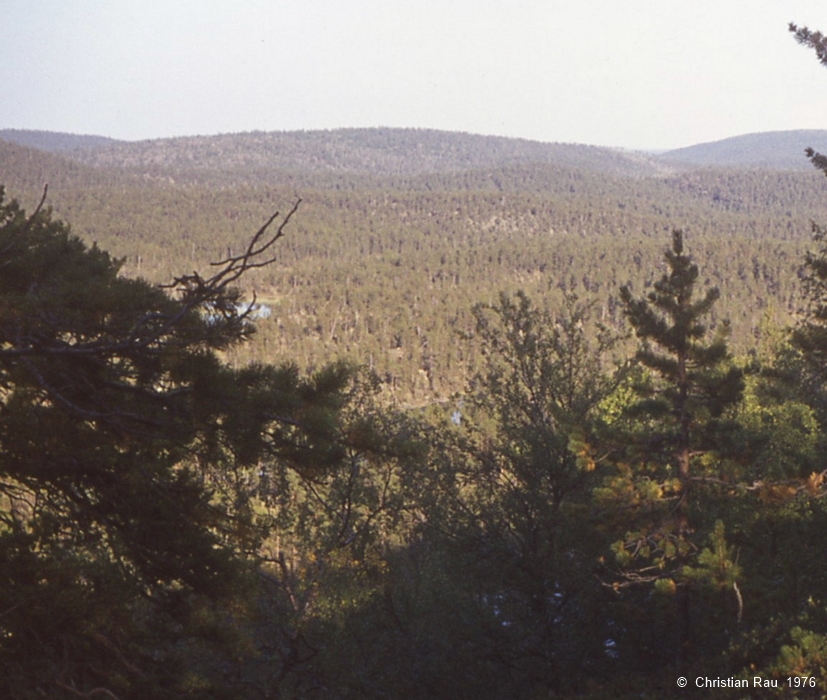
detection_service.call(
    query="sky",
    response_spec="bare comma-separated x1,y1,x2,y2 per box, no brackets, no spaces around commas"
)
3,0,827,150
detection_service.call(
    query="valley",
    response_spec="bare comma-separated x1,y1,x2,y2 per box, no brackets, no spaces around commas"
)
3,127,827,402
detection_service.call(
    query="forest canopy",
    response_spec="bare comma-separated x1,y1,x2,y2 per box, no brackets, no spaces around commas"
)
3,168,827,697
3,127,827,404
5,31,827,693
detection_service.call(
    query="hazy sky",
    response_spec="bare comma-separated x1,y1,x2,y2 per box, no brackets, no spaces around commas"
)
3,0,827,149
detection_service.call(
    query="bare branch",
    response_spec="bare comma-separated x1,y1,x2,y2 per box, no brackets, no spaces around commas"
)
55,682,122,700
0,200,300,365
163,198,301,302
19,184,49,235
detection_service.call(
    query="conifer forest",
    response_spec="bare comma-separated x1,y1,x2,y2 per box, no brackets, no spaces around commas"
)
8,24,827,700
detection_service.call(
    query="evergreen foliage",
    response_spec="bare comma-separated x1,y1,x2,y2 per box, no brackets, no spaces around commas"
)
600,231,744,671
791,22,827,68
0,188,361,698
4,128,827,403
5,175,827,695
7,84,827,694
383,293,627,697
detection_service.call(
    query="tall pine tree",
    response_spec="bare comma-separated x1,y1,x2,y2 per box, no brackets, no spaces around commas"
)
599,230,744,670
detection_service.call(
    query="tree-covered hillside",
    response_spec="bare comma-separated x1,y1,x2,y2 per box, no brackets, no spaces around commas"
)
26,127,670,180
661,129,827,170
3,128,827,402
9,20,827,694
5,184,827,698
0,128,122,152
0,139,126,190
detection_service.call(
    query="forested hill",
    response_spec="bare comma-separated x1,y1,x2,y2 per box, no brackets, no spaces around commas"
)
660,129,827,169
5,127,827,177
11,123,827,697
3,127,827,402
0,128,121,152
46,128,671,181
0,138,136,190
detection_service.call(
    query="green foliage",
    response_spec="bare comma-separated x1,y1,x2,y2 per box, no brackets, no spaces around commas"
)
380,292,627,697
793,222,827,400
771,627,827,690
682,520,741,589
214,366,426,698
604,232,743,561
736,368,821,482
4,127,826,404
619,230,744,434
0,188,367,698
7,114,827,696
596,231,748,671
0,189,238,697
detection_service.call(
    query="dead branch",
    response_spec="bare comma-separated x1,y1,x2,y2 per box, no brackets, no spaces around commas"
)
19,184,49,235
0,200,300,364
163,198,302,301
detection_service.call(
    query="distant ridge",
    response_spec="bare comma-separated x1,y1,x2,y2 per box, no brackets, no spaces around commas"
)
660,130,827,170
55,128,667,179
4,127,827,178
0,129,122,152
0,139,129,193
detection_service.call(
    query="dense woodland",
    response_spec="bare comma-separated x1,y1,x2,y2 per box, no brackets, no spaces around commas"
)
3,128,827,403
7,53,827,696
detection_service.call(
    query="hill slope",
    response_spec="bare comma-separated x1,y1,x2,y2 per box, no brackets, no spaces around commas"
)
0,129,122,152
8,128,669,181
660,130,827,169
3,127,827,402
0,139,126,193
6,127,827,174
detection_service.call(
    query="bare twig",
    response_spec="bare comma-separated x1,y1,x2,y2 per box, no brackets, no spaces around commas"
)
0,201,299,369
19,184,49,235
733,580,743,624
55,681,121,700
163,199,301,300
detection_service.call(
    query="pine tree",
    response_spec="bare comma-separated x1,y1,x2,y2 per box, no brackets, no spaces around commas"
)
410,291,625,696
600,230,744,670
0,187,344,698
